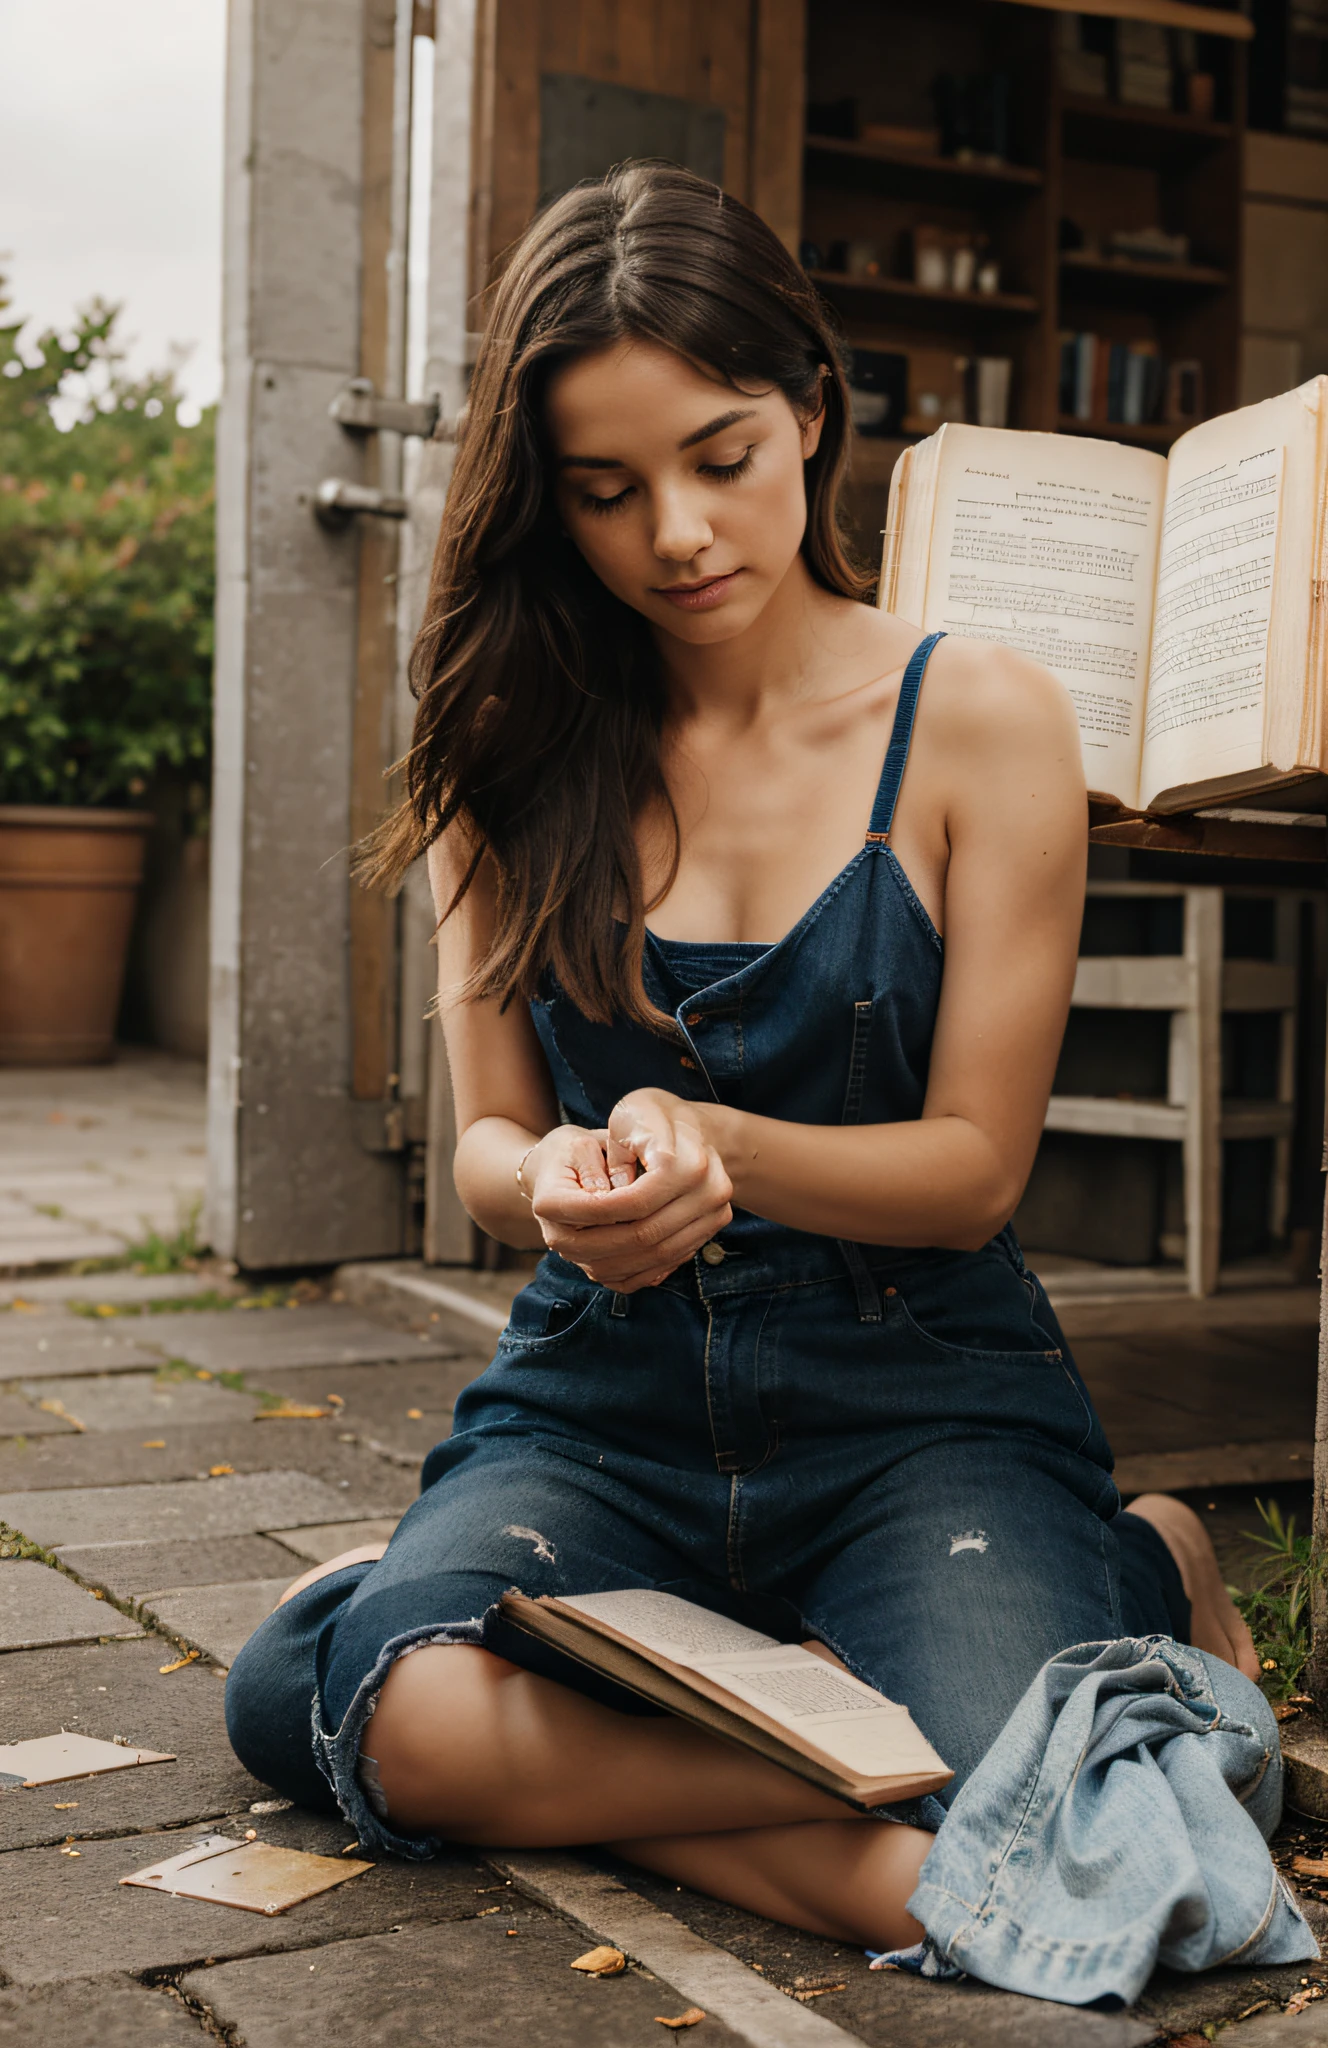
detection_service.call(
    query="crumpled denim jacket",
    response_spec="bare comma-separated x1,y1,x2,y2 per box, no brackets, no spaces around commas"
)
873,1637,1318,2007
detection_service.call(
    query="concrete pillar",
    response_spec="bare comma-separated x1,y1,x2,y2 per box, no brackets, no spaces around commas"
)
209,0,407,1265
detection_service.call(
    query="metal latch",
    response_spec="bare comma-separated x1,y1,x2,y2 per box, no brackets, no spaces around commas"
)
329,378,449,441
311,478,408,528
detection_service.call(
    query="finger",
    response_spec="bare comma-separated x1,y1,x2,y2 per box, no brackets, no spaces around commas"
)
565,1130,611,1194
607,1094,693,1180
569,1209,733,1287
604,1127,639,1190
536,1147,715,1228
540,1189,732,1265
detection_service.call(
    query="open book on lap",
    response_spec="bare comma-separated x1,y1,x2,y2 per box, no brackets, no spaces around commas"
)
499,1586,951,1809
880,378,1328,816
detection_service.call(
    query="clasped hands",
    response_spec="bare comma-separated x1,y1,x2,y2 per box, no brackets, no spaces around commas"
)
522,1089,734,1292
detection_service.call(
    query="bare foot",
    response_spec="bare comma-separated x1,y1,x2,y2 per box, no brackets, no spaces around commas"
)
275,1543,389,1607
1125,1494,1260,1682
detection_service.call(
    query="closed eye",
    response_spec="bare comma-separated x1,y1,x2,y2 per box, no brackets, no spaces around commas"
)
700,447,755,483
581,484,635,516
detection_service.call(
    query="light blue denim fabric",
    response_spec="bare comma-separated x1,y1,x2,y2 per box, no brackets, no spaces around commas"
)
872,1636,1317,2007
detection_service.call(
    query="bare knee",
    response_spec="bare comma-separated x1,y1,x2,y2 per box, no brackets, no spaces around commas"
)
363,1642,522,1835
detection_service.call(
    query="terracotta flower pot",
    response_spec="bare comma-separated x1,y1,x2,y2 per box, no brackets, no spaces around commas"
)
0,805,152,1065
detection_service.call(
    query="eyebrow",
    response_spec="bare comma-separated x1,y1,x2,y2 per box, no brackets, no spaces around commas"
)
555,407,759,471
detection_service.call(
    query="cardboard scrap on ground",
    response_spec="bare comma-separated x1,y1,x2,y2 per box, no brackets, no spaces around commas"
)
121,1832,374,1915
0,1731,175,1791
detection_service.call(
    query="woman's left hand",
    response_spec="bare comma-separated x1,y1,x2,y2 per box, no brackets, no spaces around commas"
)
542,1088,733,1291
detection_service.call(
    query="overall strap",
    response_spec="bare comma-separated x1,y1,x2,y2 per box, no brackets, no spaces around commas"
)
865,630,946,844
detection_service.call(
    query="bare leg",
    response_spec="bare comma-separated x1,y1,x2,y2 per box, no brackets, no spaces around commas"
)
287,1548,934,1944
1126,1493,1260,1681
611,1819,931,1949
275,1543,388,1607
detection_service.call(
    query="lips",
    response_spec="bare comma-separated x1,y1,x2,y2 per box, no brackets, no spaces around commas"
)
654,571,742,611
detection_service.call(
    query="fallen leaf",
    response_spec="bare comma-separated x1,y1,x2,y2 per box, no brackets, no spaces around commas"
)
478,1905,501,1916
1276,1703,1302,1722
571,1946,626,1977
53,1802,78,1811
1236,2001,1273,2021
159,1651,201,1675
196,1369,213,1380
208,1464,235,1477
1293,1856,1328,1879
39,1398,84,1431
256,1405,330,1421
60,1847,81,1857
142,1440,166,1449
407,1408,423,1420
93,1305,115,1318
10,1298,38,1312
793,1986,845,2002
655,2011,706,2030
506,1928,517,1937
326,1393,345,1407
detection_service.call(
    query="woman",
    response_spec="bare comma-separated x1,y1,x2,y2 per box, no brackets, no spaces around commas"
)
228,161,1261,1959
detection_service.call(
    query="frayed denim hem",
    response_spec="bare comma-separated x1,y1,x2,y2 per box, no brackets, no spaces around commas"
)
311,1617,486,1860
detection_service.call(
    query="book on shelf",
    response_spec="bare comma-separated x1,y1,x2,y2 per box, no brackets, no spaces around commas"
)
879,378,1328,815
1058,332,1162,427
498,1586,952,1809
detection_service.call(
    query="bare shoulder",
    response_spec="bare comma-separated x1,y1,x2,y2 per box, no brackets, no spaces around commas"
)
425,816,491,921
919,633,1082,773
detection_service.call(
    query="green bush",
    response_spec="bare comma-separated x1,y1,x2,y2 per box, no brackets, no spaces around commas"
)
0,281,214,811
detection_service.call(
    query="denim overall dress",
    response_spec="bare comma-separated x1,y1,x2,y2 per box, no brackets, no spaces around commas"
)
226,631,1189,1855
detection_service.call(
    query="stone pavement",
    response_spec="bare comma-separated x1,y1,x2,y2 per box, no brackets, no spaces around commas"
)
1,1280,1328,2046
0,1050,206,1273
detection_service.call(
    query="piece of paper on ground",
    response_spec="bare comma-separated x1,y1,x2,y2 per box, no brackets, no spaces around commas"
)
120,1834,373,1914
0,1731,175,1790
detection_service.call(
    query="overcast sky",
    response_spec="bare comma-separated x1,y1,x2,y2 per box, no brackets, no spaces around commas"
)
0,0,225,417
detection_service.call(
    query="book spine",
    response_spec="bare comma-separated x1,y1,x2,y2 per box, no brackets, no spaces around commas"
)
1107,343,1128,424
1122,351,1146,428
1090,335,1111,425
1058,331,1075,417
1074,333,1095,422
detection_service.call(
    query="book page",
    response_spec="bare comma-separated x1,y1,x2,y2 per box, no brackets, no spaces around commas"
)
915,426,1167,805
1139,378,1327,809
558,1592,943,1779
1138,441,1283,808
558,1589,774,1658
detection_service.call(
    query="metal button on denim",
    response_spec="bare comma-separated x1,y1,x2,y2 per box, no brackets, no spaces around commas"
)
701,1241,725,1266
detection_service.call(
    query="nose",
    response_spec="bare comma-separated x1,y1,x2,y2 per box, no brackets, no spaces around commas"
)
651,484,713,565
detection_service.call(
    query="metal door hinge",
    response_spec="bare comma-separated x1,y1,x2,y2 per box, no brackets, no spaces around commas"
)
311,478,408,528
330,378,451,441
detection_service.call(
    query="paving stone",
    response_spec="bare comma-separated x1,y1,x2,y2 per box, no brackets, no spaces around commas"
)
0,1638,261,1851
0,1323,163,1378
0,1389,76,1436
123,1305,464,1374
182,1910,749,2048
0,1560,142,1651
0,1975,209,2047
260,1358,480,1461
59,1535,301,1601
594,1855,1156,2047
1128,1961,1328,2037
271,1518,400,1563
0,1269,225,1307
1232,2000,1328,2044
18,1372,262,1432
0,1808,493,1985
0,1419,422,1500
0,1471,381,1550
140,1579,293,1669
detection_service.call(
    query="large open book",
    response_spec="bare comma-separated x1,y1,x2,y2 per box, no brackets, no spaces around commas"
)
499,1586,951,1809
880,378,1328,815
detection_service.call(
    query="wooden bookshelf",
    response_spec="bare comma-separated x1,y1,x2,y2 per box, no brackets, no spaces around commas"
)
801,0,1248,558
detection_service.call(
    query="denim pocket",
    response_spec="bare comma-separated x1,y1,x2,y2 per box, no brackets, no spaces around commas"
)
890,1254,1061,1361
497,1274,608,1353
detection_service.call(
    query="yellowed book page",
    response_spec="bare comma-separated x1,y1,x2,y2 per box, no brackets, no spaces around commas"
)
912,425,1166,806
888,429,944,628
1140,380,1325,811
880,443,913,615
557,1590,947,1780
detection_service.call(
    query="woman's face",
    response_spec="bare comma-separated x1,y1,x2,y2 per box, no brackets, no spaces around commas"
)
545,338,824,644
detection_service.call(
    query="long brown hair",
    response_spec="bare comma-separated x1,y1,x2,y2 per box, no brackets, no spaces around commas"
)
361,159,871,1025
